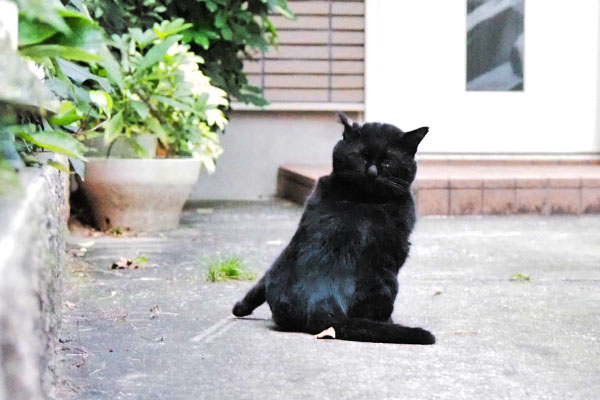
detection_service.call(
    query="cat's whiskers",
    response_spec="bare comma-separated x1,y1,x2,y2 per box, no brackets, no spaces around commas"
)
387,177,411,186
379,180,408,195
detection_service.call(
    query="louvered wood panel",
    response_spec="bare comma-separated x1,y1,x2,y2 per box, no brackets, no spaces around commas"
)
264,89,330,102
248,0,365,105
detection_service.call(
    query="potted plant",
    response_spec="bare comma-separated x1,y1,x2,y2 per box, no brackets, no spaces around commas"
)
79,19,228,232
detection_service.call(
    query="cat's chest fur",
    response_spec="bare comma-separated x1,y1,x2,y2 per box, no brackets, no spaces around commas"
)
310,177,415,247
298,177,416,278
307,199,410,248
277,187,414,319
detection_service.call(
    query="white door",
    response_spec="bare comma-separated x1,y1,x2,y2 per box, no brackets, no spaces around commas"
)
365,0,600,154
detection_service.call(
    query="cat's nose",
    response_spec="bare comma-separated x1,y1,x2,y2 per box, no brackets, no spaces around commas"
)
367,165,378,177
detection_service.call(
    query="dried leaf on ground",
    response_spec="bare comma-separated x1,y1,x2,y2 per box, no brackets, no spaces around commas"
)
111,257,146,270
314,327,336,339
444,330,479,336
64,301,76,310
68,248,86,258
150,305,161,319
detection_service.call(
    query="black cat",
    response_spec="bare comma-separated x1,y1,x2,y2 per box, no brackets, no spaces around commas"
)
233,114,435,345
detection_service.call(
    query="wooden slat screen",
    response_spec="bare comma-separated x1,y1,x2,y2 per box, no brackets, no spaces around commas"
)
245,0,365,104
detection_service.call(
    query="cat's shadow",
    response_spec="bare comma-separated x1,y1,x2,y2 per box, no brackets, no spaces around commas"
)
233,316,269,322
233,316,288,332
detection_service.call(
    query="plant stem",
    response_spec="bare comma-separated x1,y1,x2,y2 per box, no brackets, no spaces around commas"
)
106,138,118,158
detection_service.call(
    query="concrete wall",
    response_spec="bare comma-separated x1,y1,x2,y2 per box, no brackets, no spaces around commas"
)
191,110,361,200
597,0,600,147
365,0,600,154
0,156,69,400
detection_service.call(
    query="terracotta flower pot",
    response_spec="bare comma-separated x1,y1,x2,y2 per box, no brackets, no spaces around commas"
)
81,157,201,232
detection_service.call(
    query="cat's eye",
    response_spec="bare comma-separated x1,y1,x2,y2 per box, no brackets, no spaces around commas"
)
381,161,391,169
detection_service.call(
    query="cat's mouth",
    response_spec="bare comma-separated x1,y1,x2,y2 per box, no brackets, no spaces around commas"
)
335,172,411,196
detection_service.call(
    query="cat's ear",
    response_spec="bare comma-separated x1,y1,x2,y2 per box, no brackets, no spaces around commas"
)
400,127,429,155
337,112,359,141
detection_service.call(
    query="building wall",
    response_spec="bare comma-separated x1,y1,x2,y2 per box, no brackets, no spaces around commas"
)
191,0,600,200
191,110,360,200
365,0,600,154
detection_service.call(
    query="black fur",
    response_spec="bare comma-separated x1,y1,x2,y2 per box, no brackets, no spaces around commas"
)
233,114,434,345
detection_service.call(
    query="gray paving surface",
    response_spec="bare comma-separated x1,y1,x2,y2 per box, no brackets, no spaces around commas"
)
56,201,600,400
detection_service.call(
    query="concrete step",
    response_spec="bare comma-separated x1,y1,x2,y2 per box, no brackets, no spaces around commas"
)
277,159,600,215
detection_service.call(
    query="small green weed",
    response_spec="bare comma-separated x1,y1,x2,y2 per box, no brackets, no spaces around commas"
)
510,273,531,282
134,256,148,264
107,227,123,236
206,257,255,282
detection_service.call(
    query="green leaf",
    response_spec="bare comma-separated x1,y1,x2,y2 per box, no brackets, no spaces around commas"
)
214,11,226,28
196,92,209,108
56,9,96,20
125,137,150,158
103,110,124,145
151,95,197,114
47,13,104,51
194,34,210,50
18,16,58,46
153,18,192,39
19,44,101,62
56,59,111,92
274,2,296,20
146,117,169,146
17,0,71,34
220,26,233,41
16,130,87,159
133,35,180,79
206,1,218,12
98,46,123,91
131,100,149,120
48,101,83,125
130,27,157,49
198,154,216,174
67,0,93,19
69,157,85,178
89,90,113,116
48,159,69,172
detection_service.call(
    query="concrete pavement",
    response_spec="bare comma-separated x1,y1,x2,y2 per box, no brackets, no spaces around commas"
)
56,201,600,399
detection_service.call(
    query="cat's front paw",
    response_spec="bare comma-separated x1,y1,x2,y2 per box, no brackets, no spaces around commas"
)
412,328,436,345
232,301,252,317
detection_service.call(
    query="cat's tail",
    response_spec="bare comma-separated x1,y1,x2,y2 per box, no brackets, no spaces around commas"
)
328,318,435,345
232,276,266,317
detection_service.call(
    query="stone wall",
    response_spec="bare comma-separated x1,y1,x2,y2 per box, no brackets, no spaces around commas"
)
0,155,69,400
